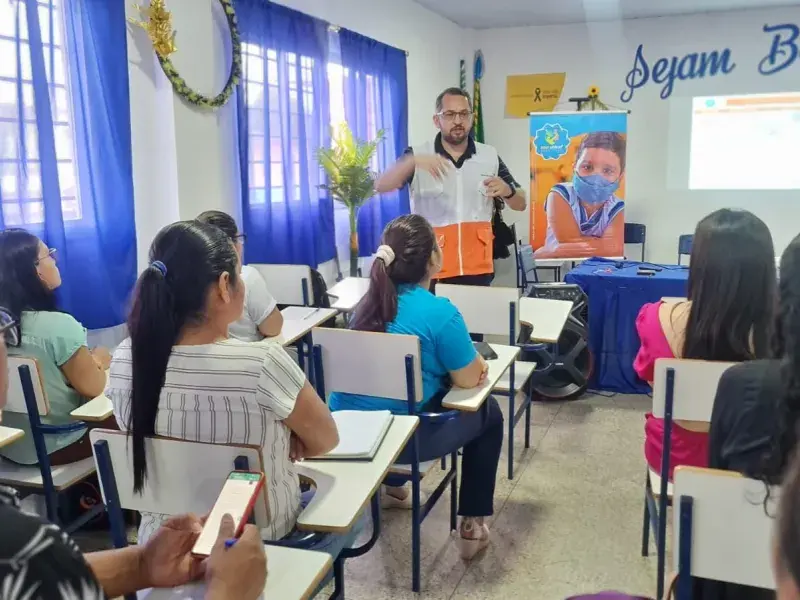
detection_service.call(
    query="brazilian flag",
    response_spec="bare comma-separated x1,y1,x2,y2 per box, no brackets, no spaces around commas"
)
473,51,485,143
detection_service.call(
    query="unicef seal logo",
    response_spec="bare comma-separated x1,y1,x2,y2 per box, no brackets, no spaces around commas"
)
533,123,569,160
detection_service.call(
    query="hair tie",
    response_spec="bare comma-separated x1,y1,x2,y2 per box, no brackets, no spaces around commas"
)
375,245,395,266
150,260,168,277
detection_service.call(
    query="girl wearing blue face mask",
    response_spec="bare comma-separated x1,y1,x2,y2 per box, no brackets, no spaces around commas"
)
534,131,626,259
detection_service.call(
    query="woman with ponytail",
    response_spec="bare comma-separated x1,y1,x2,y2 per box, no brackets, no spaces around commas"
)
329,214,504,560
108,221,339,547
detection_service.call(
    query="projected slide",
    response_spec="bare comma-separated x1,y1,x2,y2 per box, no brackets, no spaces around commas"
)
690,93,800,190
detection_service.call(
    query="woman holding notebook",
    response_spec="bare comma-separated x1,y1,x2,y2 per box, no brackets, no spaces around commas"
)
328,214,504,560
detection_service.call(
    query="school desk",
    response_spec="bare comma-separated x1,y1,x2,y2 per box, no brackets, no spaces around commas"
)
327,277,370,312
140,545,332,600
441,343,520,412
278,306,339,346
0,426,24,449
70,395,113,422
519,296,573,344
70,370,113,422
297,415,418,533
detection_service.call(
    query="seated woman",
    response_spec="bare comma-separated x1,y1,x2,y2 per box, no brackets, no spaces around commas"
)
0,229,111,466
0,328,267,600
695,235,800,600
196,210,283,341
633,208,776,480
328,214,504,560
108,221,341,550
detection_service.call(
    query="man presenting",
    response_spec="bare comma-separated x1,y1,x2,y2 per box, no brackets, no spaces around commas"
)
375,87,526,287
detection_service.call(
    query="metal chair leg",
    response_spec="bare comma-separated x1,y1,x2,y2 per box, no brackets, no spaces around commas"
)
524,389,532,449
450,451,458,532
641,493,650,557
507,392,514,480
411,435,421,593
330,557,345,600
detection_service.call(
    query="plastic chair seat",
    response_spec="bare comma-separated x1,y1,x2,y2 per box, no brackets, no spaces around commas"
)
0,456,96,490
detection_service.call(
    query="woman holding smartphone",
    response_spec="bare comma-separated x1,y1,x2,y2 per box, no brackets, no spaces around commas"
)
0,312,268,600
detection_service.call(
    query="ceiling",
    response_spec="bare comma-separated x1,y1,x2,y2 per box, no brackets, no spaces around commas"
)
412,0,800,28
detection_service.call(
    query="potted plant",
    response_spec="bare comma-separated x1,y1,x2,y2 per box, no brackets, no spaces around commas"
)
317,123,385,277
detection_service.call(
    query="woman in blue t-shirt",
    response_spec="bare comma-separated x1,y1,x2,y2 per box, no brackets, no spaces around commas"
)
328,214,504,560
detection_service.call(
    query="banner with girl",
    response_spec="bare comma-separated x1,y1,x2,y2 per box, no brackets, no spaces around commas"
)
529,112,627,259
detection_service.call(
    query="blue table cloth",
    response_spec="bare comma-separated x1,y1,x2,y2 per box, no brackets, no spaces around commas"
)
565,258,689,394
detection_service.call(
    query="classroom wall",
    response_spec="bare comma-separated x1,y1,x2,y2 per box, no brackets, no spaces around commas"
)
126,0,464,274
474,6,800,263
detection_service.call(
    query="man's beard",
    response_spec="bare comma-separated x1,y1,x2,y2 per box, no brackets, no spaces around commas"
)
443,127,468,145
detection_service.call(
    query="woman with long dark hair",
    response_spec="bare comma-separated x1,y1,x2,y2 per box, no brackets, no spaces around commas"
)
329,214,504,560
196,210,283,340
108,221,339,547
633,208,776,480
0,229,110,466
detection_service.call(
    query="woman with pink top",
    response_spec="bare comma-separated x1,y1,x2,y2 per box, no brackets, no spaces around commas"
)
633,209,776,480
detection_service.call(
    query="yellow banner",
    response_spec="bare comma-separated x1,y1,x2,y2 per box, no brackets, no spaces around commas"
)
506,73,566,117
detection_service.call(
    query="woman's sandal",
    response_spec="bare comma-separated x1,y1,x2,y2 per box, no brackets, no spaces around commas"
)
457,523,491,560
381,486,413,509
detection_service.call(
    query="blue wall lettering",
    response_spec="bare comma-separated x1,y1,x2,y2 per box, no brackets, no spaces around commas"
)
759,23,800,75
620,44,736,102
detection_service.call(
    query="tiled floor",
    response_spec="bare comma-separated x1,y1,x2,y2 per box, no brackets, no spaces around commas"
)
338,392,658,599
77,392,659,599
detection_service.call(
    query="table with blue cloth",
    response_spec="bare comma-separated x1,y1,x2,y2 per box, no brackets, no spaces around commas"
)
564,258,689,394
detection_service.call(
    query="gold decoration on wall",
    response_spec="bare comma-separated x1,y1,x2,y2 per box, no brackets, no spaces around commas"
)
128,0,177,59
127,0,242,110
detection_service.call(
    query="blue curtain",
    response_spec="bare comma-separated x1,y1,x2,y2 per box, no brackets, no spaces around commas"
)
339,29,408,257
0,0,136,329
235,0,335,267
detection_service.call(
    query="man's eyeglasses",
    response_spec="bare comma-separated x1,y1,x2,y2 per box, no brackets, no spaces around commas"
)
34,247,57,265
437,110,473,123
0,308,19,347
234,234,247,244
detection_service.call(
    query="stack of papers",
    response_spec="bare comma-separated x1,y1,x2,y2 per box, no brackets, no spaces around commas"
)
309,410,394,461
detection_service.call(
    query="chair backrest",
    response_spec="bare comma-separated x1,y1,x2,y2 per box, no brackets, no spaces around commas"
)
624,222,646,244
673,467,776,590
678,234,694,256
250,264,312,306
652,359,735,422
6,357,49,415
311,328,423,403
435,284,520,338
518,244,537,288
89,429,269,526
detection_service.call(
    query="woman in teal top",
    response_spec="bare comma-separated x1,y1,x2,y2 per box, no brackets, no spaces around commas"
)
0,230,111,465
328,214,504,560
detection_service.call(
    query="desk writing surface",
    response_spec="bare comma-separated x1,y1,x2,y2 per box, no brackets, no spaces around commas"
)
519,297,572,343
140,545,332,600
327,277,370,312
70,395,113,422
277,307,338,346
442,344,519,412
297,415,418,532
0,426,24,449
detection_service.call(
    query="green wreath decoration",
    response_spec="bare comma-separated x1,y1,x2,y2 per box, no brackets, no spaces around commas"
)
157,0,242,110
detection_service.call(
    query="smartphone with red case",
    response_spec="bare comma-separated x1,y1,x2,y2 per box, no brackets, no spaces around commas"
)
191,471,265,557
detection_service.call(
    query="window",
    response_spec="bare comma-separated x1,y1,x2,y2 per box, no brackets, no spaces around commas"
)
242,42,315,205
0,0,80,227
